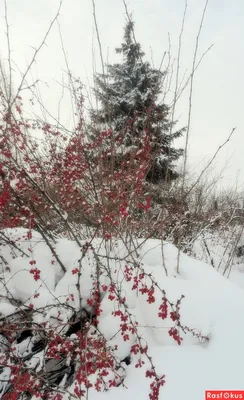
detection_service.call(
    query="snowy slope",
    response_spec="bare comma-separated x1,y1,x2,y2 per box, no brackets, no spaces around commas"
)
1,229,244,399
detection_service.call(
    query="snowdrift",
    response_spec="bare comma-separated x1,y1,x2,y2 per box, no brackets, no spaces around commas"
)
1,228,244,399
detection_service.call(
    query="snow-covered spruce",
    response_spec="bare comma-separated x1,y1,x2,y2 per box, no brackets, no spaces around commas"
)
90,20,184,185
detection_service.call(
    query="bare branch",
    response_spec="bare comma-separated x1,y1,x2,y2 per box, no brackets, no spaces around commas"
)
11,0,63,109
182,0,209,189
186,127,236,196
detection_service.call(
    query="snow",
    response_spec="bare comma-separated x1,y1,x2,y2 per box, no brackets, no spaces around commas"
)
191,229,244,288
1,228,244,399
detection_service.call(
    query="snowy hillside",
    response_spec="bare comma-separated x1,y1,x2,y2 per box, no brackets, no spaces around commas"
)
1,228,244,399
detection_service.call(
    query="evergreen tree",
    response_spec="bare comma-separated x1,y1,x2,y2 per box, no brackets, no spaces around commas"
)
90,20,184,184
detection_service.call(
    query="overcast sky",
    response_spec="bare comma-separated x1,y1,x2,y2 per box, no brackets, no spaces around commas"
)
0,0,243,189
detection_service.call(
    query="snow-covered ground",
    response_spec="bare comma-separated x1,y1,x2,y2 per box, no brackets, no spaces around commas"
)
1,228,244,399
191,228,244,288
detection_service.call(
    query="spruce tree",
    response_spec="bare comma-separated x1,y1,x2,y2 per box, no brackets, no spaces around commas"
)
90,20,184,184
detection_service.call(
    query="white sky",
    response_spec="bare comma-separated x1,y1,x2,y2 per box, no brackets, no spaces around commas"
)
0,0,243,189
